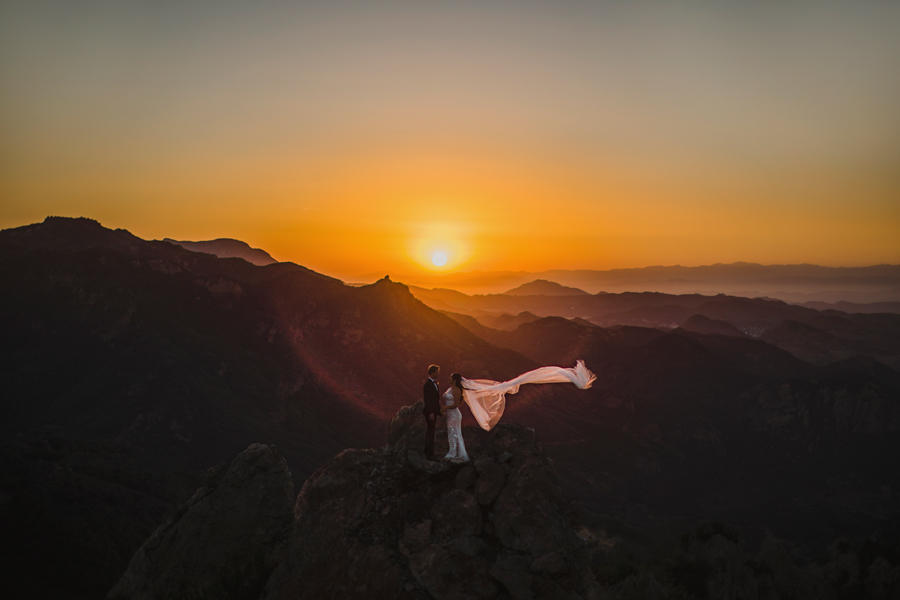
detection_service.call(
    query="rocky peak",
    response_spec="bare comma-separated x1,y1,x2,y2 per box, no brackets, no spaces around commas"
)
162,237,277,266
264,402,599,599
1,216,143,253
109,407,599,599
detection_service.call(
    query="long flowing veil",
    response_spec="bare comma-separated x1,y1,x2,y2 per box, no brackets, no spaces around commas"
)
461,360,596,431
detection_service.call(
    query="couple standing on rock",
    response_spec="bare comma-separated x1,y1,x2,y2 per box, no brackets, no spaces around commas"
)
421,360,598,462
422,364,469,462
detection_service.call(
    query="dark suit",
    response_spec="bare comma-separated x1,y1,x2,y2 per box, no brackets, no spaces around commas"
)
423,378,441,458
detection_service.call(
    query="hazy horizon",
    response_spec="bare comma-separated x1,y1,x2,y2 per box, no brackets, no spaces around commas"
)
2,1,899,279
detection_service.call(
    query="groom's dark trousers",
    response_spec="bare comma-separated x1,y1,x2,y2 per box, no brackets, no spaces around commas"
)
423,379,441,458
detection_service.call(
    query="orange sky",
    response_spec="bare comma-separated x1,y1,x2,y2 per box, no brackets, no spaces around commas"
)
2,1,899,280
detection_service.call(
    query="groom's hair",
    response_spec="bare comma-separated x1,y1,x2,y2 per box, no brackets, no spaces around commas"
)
428,364,440,375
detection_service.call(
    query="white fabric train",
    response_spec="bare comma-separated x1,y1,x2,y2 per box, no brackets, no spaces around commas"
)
461,360,596,431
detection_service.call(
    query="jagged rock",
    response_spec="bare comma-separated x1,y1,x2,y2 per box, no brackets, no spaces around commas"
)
474,454,496,472
490,454,580,558
456,465,477,490
696,534,759,600
400,520,433,557
865,556,900,599
408,448,451,473
389,401,433,454
263,403,599,600
431,489,482,539
474,460,507,505
532,551,567,575
756,534,835,600
262,448,411,599
614,573,668,600
490,554,535,600
107,444,293,600
490,423,541,466
822,539,861,592
408,537,497,600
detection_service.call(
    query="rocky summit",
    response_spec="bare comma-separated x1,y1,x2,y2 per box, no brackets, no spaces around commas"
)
109,404,599,600
264,401,598,600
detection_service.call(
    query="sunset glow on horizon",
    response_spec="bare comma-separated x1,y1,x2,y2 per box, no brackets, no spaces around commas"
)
2,1,899,280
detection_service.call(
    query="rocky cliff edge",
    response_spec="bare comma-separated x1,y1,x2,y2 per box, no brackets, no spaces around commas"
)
110,403,599,600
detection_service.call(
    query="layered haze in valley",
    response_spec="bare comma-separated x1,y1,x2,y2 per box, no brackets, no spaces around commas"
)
2,1,900,599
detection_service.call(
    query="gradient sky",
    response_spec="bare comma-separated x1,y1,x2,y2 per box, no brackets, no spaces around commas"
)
2,0,899,279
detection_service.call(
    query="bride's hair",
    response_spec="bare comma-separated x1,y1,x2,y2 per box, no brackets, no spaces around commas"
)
450,373,464,390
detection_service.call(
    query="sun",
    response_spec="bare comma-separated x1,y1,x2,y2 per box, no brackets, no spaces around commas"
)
407,219,473,271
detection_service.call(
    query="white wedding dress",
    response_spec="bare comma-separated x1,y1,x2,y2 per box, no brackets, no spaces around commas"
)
442,387,469,462
461,360,596,431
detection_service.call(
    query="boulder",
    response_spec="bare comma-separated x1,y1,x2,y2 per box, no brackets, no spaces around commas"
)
490,455,580,559
532,551,568,575
400,520,433,557
490,553,535,600
431,489,483,539
455,465,477,490
474,461,507,505
262,448,411,600
408,538,497,600
489,423,541,466
107,444,294,600
408,448,450,474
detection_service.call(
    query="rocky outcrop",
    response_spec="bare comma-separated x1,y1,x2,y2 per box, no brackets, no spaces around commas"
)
263,402,599,599
107,444,294,600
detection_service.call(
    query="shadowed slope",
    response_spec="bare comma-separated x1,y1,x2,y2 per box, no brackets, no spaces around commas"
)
163,237,278,266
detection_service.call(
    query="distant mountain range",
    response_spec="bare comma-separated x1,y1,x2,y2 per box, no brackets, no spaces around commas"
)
412,286,900,364
162,237,278,266
165,236,900,304
503,279,591,296
380,263,900,303
2,217,899,599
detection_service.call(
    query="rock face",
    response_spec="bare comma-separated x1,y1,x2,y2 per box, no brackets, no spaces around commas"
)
107,444,294,600
264,403,599,600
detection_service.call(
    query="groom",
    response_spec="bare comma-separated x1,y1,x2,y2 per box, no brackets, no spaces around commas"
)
423,364,442,459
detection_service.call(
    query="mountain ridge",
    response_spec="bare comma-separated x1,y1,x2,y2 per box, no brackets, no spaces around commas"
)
163,237,278,266
386,263,900,300
503,279,590,296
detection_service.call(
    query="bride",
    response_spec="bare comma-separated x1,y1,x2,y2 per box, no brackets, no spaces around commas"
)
440,373,470,462
440,361,596,461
